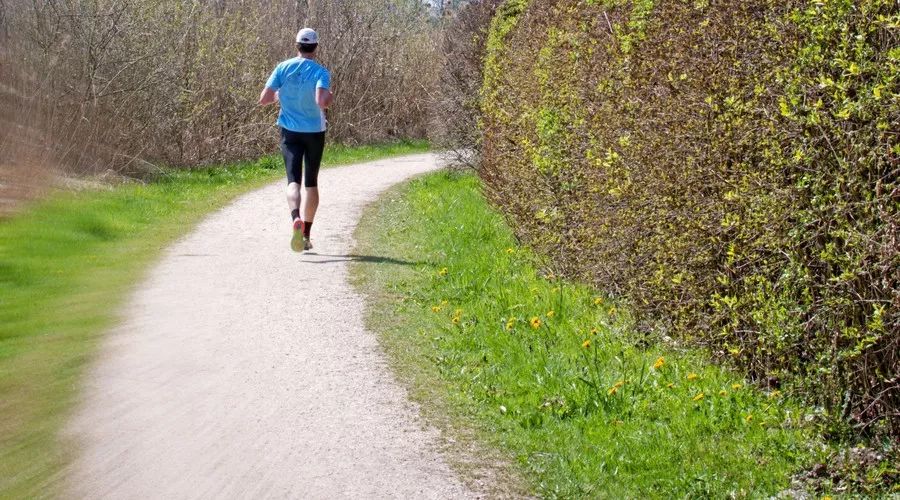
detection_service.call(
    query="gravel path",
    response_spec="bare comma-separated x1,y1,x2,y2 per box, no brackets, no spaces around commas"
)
65,154,474,499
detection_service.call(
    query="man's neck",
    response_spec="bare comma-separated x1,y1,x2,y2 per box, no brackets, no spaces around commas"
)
298,53,316,60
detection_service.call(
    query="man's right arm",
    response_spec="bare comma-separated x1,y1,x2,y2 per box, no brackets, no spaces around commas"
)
316,69,333,110
316,87,333,110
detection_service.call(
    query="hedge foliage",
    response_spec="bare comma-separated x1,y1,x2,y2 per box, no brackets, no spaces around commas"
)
480,0,899,437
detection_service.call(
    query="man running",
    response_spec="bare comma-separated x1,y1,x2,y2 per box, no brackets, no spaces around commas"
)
259,27,333,252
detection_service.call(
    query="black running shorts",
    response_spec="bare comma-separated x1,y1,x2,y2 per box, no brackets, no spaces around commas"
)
280,128,326,187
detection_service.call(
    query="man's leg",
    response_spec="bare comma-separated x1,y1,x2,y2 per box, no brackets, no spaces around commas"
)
287,183,302,220
302,187,319,224
281,128,307,252
281,129,305,221
299,131,325,244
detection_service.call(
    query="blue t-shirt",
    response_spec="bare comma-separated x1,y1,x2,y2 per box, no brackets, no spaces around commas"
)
265,57,331,133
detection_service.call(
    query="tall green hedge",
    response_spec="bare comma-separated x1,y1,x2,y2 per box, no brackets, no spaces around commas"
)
480,0,898,437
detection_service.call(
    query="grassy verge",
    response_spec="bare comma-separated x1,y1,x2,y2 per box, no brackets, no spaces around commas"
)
352,171,829,498
0,140,428,497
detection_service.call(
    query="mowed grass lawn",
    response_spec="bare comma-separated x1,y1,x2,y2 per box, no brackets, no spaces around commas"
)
0,141,428,497
353,171,827,497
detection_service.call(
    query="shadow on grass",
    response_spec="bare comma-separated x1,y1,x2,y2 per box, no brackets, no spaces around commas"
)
302,253,426,266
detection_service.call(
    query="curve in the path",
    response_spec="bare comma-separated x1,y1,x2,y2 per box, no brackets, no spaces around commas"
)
65,153,474,499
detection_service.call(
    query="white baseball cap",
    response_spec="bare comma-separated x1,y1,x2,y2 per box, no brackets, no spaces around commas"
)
296,28,319,44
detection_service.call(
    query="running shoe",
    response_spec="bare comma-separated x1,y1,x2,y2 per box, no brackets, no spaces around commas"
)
302,236,313,251
290,219,304,252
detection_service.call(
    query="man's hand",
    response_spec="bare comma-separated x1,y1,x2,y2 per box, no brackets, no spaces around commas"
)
258,87,278,106
316,88,333,110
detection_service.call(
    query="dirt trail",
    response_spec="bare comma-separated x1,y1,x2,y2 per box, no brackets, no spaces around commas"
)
66,154,475,499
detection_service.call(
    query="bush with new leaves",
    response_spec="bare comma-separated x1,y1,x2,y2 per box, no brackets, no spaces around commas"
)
480,0,898,437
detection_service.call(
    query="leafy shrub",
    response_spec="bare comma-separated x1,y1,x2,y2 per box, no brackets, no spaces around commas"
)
480,0,898,438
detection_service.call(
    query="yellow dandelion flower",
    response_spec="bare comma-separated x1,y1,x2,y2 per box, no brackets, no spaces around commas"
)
719,390,728,397
687,373,699,381
653,356,665,369
607,386,618,396
666,383,675,389
441,300,449,306
745,414,753,422
505,318,516,331
769,390,781,399
530,317,542,329
506,247,515,254
582,339,591,349
438,267,448,276
452,316,460,325
692,392,705,401
732,383,742,390
590,328,599,335
431,306,442,313
546,310,555,318
593,297,604,306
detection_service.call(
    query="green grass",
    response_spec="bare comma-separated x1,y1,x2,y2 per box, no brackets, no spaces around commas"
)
0,139,429,497
352,171,826,498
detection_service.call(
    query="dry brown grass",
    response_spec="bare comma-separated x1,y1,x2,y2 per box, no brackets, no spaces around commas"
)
0,0,439,208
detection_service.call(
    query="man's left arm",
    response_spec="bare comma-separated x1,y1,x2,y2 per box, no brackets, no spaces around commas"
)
259,65,282,106
259,87,278,106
